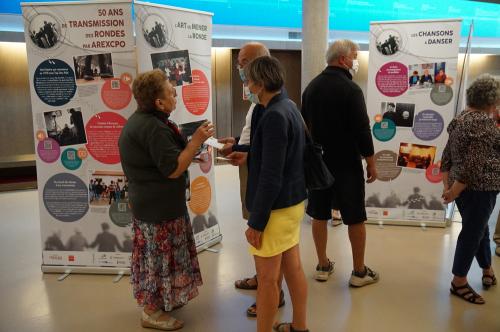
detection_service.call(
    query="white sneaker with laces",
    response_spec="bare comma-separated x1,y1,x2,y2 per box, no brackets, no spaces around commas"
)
349,266,379,287
314,260,335,282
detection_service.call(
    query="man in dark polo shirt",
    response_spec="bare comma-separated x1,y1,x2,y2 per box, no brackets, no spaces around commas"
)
301,39,379,287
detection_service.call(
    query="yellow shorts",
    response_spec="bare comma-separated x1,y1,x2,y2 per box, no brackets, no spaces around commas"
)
249,201,305,257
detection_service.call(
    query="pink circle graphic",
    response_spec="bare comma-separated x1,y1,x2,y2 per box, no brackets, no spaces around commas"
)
101,78,132,110
85,112,126,164
182,69,210,116
375,62,408,97
37,138,61,163
425,164,443,183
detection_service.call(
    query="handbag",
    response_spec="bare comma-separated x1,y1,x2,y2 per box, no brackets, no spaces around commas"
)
300,115,335,191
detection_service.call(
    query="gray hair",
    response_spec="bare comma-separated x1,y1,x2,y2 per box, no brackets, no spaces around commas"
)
326,39,359,63
244,41,271,57
466,74,500,110
245,56,284,92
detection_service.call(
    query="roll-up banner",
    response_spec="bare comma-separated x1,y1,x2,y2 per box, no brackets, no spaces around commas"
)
134,1,221,251
22,0,219,274
365,19,462,227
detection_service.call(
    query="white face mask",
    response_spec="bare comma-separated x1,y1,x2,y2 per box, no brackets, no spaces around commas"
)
248,91,260,105
238,66,246,82
349,59,359,76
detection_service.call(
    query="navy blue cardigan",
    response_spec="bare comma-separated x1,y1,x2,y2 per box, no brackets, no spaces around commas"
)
246,93,307,231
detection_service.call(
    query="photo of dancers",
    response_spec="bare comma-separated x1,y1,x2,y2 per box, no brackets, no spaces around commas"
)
43,107,87,146
365,187,445,211
44,226,132,253
151,50,192,86
376,30,401,55
88,171,128,207
29,14,60,49
142,14,167,48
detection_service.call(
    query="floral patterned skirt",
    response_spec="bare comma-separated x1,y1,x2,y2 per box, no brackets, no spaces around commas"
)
131,214,203,312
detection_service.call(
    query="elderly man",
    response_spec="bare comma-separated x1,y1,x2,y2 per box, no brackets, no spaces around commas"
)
301,39,380,287
219,42,286,317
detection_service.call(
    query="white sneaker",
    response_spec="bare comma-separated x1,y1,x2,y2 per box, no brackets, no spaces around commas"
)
314,260,335,282
349,266,379,287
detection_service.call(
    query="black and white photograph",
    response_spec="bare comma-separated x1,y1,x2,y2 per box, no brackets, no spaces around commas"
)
43,107,87,146
88,170,128,207
142,14,167,48
365,187,445,211
29,14,60,49
381,102,415,127
192,211,219,234
44,226,132,252
151,50,192,86
375,29,401,56
73,53,114,83
179,120,209,159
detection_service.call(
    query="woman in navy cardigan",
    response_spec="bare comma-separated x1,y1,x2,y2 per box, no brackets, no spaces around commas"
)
241,56,308,332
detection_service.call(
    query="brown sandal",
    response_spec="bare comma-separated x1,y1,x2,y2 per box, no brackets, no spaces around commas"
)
235,274,258,290
482,274,497,290
246,289,285,317
273,322,309,332
450,282,485,304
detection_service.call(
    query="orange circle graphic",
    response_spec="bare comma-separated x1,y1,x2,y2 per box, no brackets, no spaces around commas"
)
188,176,211,215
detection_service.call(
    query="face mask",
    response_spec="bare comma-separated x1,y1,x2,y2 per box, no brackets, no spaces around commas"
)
238,66,246,82
349,59,359,76
248,91,260,105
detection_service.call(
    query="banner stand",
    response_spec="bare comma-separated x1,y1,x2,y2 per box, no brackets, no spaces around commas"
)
23,0,221,275
42,235,223,276
195,234,222,253
365,18,462,228
366,218,446,228
41,265,130,276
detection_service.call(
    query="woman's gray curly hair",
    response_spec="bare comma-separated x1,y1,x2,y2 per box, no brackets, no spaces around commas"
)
466,74,500,110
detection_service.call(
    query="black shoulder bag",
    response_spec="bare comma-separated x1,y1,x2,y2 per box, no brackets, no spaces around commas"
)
300,115,335,191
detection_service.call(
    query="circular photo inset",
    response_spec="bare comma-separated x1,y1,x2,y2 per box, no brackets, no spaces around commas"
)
376,29,402,56
28,13,61,49
142,14,167,48
430,84,453,106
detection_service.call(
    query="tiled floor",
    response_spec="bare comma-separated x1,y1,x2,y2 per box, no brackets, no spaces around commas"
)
0,165,498,332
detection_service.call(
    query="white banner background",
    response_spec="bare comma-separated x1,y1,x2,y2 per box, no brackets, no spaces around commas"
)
365,19,462,226
134,2,221,248
23,0,136,269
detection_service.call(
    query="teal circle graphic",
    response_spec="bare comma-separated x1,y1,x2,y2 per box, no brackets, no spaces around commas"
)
373,118,396,142
109,201,132,227
61,148,82,170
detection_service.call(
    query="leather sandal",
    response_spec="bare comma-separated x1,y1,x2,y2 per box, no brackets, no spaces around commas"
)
482,274,497,290
235,274,258,290
141,310,184,331
450,282,485,304
273,322,309,332
246,289,285,317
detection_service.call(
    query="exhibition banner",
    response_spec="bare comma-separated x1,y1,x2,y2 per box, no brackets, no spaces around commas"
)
365,19,462,226
133,2,221,249
22,0,137,270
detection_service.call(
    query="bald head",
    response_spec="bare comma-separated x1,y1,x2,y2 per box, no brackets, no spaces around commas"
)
237,42,270,68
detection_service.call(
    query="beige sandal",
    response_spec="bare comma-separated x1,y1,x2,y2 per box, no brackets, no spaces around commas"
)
141,310,184,331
